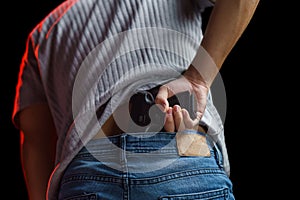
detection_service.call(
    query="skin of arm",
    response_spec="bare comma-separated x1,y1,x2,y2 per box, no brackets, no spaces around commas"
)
156,0,260,122
201,0,260,69
18,104,57,200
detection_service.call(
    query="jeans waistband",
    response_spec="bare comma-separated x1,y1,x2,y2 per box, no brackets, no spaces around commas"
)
77,131,221,173
88,131,214,153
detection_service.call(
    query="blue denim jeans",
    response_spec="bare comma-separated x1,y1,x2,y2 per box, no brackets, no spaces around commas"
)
58,131,235,200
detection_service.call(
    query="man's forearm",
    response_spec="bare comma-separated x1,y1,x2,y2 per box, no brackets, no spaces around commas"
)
21,131,57,200
19,104,57,200
201,0,260,68
187,0,260,87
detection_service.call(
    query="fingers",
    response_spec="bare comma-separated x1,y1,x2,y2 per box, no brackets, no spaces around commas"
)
155,85,170,112
173,105,184,131
173,105,200,132
162,104,202,133
164,108,175,132
182,109,201,129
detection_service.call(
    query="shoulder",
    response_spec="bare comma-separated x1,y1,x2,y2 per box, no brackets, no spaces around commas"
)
29,0,80,42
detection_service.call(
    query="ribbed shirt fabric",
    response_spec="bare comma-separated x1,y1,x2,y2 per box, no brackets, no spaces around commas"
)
12,1,230,199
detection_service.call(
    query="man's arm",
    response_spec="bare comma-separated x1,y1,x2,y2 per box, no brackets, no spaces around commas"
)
156,0,260,116
187,0,260,85
18,104,57,200
203,0,260,68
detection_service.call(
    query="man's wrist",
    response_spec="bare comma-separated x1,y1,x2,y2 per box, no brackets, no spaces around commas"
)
190,46,219,87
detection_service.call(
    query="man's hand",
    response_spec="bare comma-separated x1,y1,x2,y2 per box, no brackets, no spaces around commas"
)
155,65,209,123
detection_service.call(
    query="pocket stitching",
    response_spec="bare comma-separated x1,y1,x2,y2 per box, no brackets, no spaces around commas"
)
159,188,228,199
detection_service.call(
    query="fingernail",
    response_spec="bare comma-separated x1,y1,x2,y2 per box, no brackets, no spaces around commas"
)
167,108,172,115
173,105,180,112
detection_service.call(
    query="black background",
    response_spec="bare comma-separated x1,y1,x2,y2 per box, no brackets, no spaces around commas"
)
1,1,291,199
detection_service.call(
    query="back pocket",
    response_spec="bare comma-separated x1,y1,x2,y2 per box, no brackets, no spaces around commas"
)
159,188,229,200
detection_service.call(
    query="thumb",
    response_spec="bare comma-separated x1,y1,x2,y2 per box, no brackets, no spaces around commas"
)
194,88,207,119
155,85,170,112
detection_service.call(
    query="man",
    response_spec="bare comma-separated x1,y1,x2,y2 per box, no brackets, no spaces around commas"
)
13,0,260,199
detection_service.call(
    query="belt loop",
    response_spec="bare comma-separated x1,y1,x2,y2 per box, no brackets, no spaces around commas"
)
214,143,224,168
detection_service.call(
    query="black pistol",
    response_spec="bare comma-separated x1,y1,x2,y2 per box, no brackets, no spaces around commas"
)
129,86,197,131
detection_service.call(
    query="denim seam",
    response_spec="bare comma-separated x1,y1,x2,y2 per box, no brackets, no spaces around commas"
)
130,168,226,185
60,174,123,185
159,188,229,200
121,134,129,200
